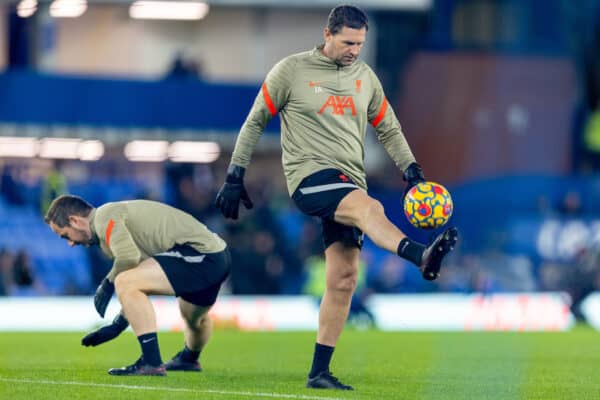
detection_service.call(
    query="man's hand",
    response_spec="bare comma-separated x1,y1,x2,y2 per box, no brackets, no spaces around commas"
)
403,162,425,196
215,165,254,220
94,278,115,318
82,313,128,347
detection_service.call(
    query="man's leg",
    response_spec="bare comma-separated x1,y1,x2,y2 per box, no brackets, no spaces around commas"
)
318,243,359,346
334,189,457,279
110,257,175,375
180,299,212,351
334,189,404,253
115,257,175,334
160,247,229,371
307,242,357,390
165,299,211,371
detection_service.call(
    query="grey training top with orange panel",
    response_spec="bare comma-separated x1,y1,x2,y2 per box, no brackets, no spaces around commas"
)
89,200,226,282
231,45,416,194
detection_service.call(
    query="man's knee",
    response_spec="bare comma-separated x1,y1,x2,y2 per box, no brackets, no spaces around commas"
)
327,268,358,293
341,195,384,227
325,243,360,294
185,313,209,330
363,198,384,220
114,271,136,297
179,303,211,327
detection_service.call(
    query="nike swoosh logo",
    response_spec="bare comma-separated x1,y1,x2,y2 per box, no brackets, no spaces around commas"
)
309,81,326,87
400,242,409,252
142,338,155,344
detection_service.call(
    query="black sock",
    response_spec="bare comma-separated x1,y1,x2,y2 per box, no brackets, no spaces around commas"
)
309,343,334,378
138,332,162,366
397,238,426,266
181,344,200,362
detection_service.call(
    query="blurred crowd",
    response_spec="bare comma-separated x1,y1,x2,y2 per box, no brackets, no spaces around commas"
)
0,248,45,296
2,155,600,322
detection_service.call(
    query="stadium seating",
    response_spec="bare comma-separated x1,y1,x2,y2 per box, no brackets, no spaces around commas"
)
3,173,600,295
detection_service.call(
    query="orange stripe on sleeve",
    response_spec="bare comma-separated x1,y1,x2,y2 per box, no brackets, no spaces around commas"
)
371,97,388,128
105,219,115,248
262,83,277,117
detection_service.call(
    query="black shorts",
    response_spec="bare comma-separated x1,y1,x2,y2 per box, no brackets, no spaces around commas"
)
154,244,230,306
291,168,364,249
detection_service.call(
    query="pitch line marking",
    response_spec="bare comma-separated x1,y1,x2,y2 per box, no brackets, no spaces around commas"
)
0,377,345,400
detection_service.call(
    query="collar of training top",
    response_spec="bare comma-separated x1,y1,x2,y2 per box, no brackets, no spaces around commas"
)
312,44,358,69
87,208,100,245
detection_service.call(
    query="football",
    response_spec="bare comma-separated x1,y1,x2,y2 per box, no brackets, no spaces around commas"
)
403,181,453,229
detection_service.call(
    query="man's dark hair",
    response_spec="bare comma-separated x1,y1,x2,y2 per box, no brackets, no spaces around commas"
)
327,4,368,35
44,194,93,227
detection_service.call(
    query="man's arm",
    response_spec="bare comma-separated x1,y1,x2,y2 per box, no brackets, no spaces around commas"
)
230,57,295,169
105,218,142,282
82,311,129,347
367,68,417,173
216,57,295,219
94,217,141,317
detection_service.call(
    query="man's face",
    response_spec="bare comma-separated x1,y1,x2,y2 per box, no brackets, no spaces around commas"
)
323,26,366,66
50,216,93,247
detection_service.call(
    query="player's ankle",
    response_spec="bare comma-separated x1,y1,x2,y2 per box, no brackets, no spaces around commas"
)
181,345,200,362
397,238,425,266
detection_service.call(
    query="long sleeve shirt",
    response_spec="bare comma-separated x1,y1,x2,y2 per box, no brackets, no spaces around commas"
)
89,200,226,282
231,45,416,194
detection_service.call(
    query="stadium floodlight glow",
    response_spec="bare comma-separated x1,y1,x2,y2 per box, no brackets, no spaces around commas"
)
124,140,169,162
17,0,38,18
78,140,104,161
168,141,220,163
39,138,82,159
381,0,432,10
0,137,38,158
49,0,87,18
129,1,209,21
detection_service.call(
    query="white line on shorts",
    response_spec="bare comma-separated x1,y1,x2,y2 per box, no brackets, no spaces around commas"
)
298,183,358,195
0,377,345,400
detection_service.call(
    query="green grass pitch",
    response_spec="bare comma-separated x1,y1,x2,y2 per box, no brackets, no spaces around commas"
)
1,326,599,399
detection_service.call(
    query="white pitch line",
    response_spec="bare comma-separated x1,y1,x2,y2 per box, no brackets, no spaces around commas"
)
0,377,346,400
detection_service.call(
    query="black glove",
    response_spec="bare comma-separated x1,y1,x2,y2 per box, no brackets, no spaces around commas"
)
82,313,128,347
214,164,254,220
403,162,425,196
94,278,115,318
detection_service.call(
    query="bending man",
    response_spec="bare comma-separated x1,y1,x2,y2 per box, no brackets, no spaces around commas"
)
45,195,230,376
